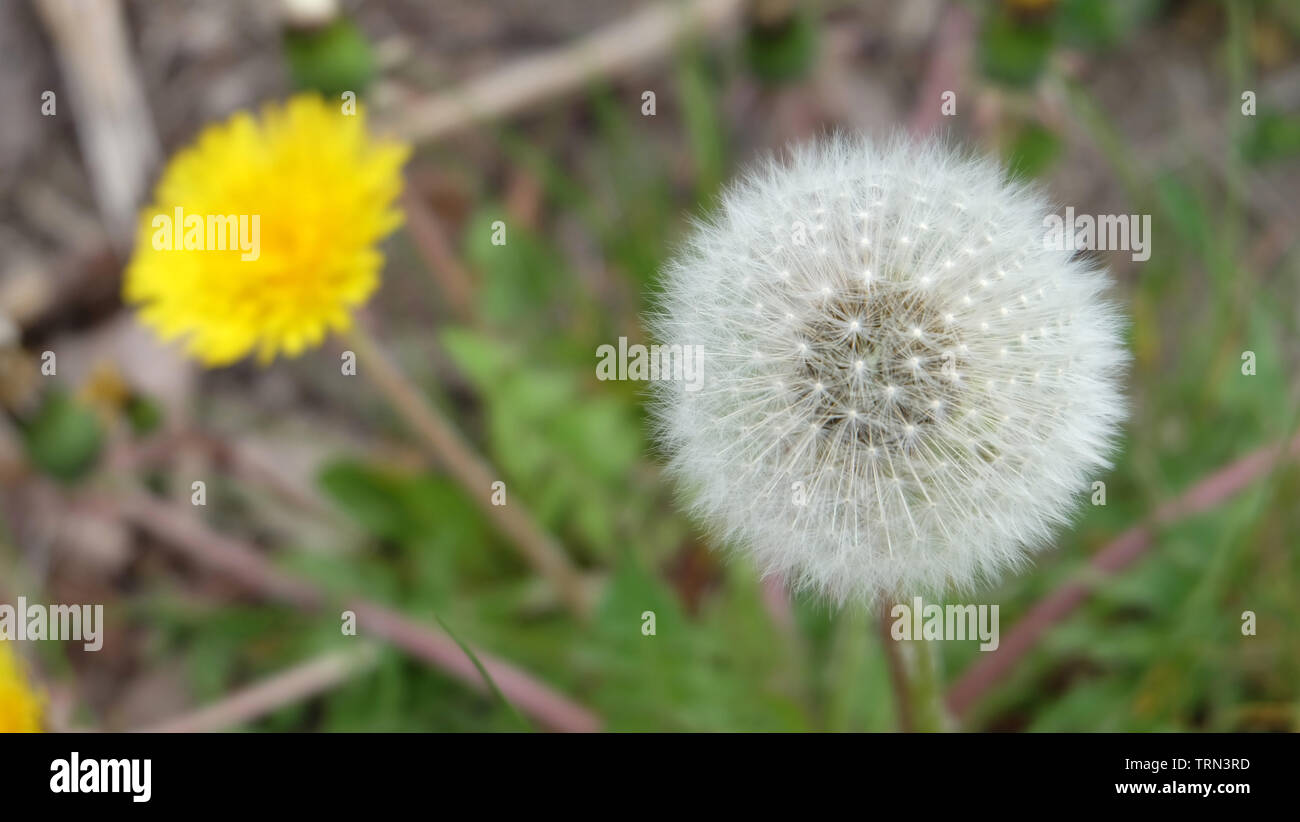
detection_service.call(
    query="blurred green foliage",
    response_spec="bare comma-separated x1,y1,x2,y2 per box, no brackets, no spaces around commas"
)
1241,111,1300,164
284,19,376,98
20,391,102,483
1005,121,1063,179
741,7,820,86
979,0,1163,87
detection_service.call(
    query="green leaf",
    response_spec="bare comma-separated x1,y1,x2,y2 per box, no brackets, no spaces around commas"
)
979,12,1053,88
433,612,531,730
283,19,376,98
1153,174,1209,257
1055,0,1162,51
462,208,567,327
317,460,415,541
741,9,819,86
22,391,103,482
125,394,164,436
676,52,728,202
438,328,643,553
1005,122,1062,179
1240,110,1300,165
439,326,515,388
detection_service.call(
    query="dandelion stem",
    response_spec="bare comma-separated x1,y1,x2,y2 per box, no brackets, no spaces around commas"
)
344,324,592,618
880,600,950,732
906,635,948,733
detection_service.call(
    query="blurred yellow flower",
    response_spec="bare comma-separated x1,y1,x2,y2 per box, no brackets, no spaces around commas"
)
125,94,409,365
0,641,43,732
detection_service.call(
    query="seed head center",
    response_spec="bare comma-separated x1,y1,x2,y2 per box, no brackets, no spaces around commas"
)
793,283,964,450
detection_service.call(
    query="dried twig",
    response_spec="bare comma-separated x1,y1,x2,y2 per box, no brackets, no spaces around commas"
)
345,325,594,617
906,4,975,138
136,646,380,733
401,187,475,320
31,0,160,245
379,0,744,142
109,429,333,518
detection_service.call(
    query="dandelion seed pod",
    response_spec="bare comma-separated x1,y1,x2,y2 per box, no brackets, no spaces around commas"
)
650,136,1127,604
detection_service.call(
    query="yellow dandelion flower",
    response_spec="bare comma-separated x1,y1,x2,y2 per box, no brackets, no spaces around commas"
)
125,94,409,366
0,641,44,732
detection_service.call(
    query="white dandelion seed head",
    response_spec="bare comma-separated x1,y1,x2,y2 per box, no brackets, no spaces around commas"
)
649,135,1127,605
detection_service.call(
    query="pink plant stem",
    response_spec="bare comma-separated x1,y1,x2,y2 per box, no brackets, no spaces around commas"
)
111,493,602,732
907,5,975,138
946,434,1300,718
760,574,795,634
401,186,475,320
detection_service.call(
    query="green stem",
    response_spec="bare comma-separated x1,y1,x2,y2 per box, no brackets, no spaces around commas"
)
881,599,950,732
906,634,948,733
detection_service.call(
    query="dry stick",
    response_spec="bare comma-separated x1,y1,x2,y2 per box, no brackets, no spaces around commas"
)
113,493,602,733
344,326,592,617
401,187,476,321
379,0,744,143
137,646,380,733
109,429,332,518
906,4,976,138
946,434,1300,718
32,0,160,246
